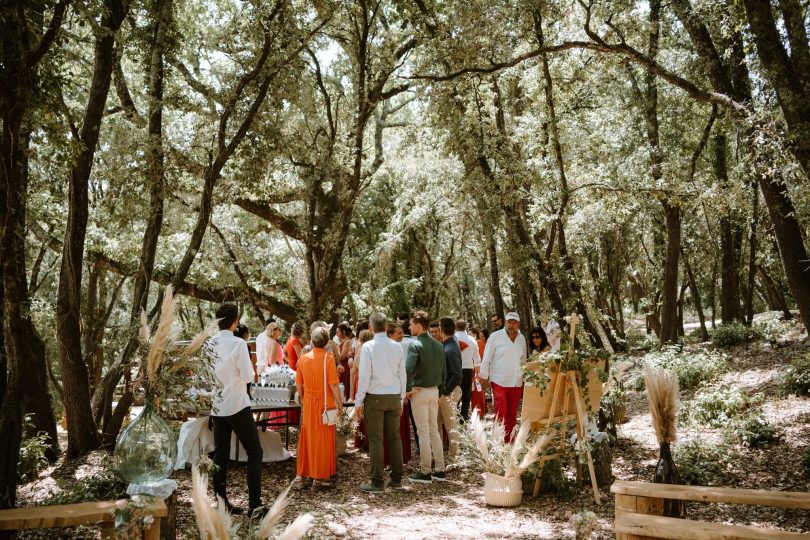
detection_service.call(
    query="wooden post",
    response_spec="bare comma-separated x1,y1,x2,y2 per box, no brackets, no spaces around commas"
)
160,490,177,540
570,371,601,504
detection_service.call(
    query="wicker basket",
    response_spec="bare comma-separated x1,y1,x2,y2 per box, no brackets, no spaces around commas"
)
335,433,348,456
484,472,524,507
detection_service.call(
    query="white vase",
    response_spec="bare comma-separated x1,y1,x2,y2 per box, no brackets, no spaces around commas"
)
484,472,524,507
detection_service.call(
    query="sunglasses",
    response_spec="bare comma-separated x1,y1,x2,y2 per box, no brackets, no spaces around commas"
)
531,335,541,339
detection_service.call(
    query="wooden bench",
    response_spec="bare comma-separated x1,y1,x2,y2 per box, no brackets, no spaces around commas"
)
612,480,810,539
0,499,167,538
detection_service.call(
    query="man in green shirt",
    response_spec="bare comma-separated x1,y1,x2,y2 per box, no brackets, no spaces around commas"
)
405,310,447,483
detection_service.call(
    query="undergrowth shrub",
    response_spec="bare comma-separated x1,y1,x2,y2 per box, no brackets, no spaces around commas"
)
45,453,127,505
780,353,810,397
802,447,810,478
681,384,762,427
710,323,760,347
723,415,780,448
673,436,731,485
753,315,793,344
18,415,50,482
628,347,728,391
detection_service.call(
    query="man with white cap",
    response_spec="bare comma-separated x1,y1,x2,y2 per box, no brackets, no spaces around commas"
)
479,311,527,442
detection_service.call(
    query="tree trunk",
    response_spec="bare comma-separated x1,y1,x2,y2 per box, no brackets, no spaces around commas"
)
757,264,793,319
745,181,758,324
57,0,128,458
714,133,742,324
682,249,709,341
757,176,810,322
0,2,69,501
486,232,505,321
660,201,681,343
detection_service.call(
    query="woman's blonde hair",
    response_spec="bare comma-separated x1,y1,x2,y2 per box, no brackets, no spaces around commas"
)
358,329,373,344
266,321,280,337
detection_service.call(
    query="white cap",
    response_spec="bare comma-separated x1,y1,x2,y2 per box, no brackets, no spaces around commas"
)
505,312,520,321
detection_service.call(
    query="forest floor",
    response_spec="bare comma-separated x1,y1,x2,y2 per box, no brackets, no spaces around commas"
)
16,315,810,539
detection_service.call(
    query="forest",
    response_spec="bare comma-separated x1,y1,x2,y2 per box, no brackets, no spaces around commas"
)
1,0,809,537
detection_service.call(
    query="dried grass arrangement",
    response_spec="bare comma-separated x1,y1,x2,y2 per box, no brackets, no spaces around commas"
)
135,284,220,417
644,364,686,518
191,459,314,540
468,410,552,478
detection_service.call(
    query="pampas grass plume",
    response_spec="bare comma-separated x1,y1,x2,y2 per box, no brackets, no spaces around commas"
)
191,464,231,540
182,318,220,357
644,364,679,443
147,285,177,386
276,513,315,540
257,481,293,538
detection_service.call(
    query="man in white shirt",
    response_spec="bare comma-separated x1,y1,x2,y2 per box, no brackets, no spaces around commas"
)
209,304,263,516
479,311,527,443
355,312,407,492
454,319,481,423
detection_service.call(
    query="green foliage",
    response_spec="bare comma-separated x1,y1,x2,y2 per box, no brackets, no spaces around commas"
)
18,415,50,482
710,323,761,347
780,353,810,397
45,454,127,505
628,346,728,391
673,437,731,486
723,415,780,448
681,384,762,427
753,315,793,344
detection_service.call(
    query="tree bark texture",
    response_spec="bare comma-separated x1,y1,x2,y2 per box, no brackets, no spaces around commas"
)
0,0,69,503
56,0,128,458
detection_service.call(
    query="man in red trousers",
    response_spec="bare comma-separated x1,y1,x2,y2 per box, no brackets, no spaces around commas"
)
479,312,526,442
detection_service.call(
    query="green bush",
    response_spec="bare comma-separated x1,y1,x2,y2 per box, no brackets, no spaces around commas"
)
780,353,810,397
681,384,762,427
628,346,728,391
673,437,731,486
724,415,780,448
753,315,793,343
710,323,761,347
18,415,50,482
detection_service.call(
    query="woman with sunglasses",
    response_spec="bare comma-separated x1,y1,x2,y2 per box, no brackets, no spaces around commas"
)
528,326,551,354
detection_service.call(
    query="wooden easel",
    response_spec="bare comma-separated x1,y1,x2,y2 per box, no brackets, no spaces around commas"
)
529,314,601,504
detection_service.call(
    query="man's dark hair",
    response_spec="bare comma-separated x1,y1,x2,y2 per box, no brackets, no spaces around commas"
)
234,324,250,339
410,310,430,328
456,319,468,331
440,317,455,336
428,319,440,329
216,303,239,330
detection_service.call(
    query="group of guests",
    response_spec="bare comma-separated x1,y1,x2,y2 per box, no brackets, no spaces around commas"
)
206,304,560,516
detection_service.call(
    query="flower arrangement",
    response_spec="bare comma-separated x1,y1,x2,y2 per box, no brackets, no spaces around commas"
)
133,284,220,417
467,411,552,478
335,408,356,437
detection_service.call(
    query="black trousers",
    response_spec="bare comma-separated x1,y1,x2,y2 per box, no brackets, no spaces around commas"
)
212,406,263,509
460,368,473,422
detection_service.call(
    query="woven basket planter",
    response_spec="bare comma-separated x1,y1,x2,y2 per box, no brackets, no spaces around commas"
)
335,433,348,456
484,472,524,507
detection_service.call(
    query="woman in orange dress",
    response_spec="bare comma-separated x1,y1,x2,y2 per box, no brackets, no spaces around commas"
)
295,327,343,488
285,322,304,371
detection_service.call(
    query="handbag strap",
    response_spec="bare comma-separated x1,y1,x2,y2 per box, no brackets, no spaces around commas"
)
322,349,328,415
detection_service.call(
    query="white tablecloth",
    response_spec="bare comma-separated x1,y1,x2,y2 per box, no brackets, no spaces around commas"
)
175,417,291,469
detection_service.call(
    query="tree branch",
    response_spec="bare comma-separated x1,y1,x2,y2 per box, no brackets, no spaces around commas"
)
234,198,305,241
